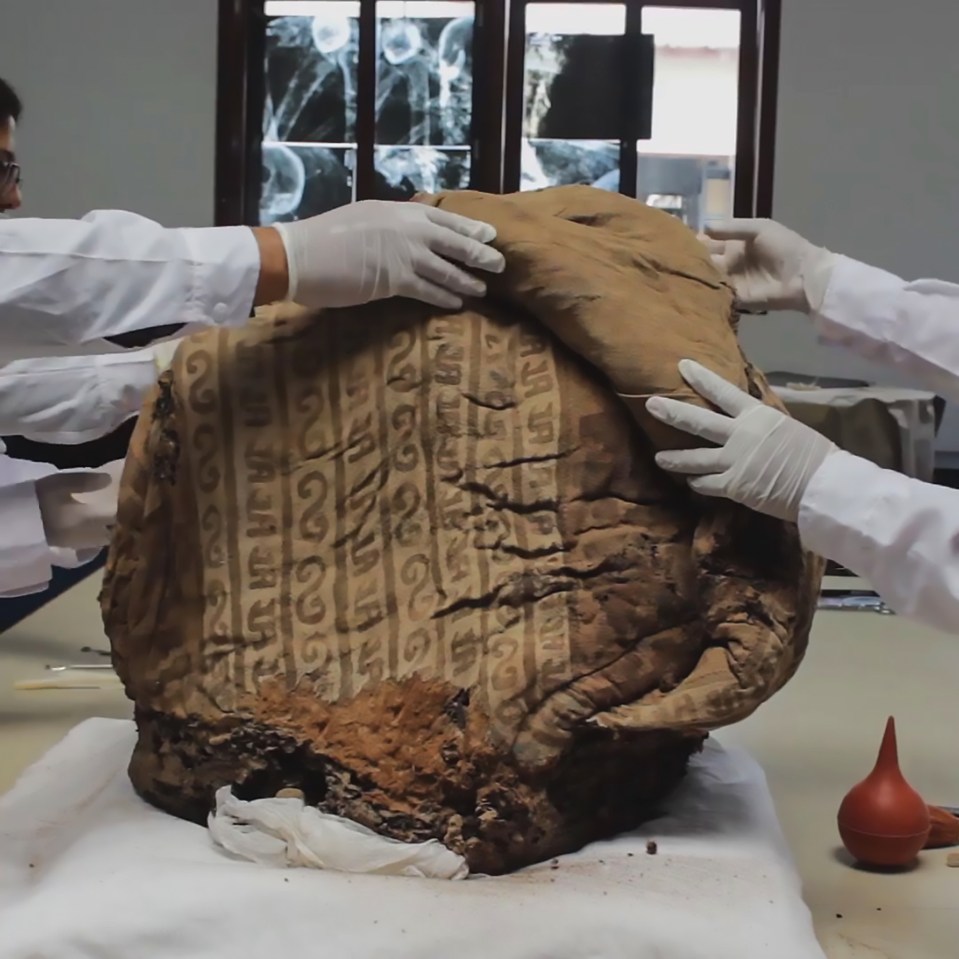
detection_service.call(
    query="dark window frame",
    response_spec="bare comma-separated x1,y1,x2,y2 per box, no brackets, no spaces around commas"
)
215,0,781,225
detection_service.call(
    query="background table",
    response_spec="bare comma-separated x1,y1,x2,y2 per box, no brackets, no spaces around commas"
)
1,574,956,958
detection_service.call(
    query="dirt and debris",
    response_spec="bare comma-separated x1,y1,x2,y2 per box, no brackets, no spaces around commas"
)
646,840,658,855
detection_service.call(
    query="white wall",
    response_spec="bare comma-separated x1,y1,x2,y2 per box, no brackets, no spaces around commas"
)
0,0,219,226
740,0,959,456
4,0,959,450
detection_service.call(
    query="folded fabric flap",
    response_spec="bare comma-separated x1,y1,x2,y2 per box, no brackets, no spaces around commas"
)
208,787,469,879
421,185,773,456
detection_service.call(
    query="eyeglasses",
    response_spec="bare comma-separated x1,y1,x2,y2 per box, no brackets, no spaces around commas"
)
0,160,21,193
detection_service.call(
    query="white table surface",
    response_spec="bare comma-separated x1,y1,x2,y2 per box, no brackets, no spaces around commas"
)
1,573,956,958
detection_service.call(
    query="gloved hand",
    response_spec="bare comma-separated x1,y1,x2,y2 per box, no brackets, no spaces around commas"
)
152,337,182,374
274,201,507,311
645,360,837,522
36,459,125,551
702,219,836,313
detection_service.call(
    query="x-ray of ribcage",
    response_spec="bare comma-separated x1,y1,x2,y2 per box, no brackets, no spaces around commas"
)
261,10,473,223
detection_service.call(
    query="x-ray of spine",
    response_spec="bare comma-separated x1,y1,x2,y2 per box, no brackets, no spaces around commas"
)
520,32,621,192
260,10,474,222
375,14,474,146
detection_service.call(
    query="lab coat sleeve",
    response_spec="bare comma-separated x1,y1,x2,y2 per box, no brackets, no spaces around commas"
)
799,450,959,634
0,210,260,354
0,349,159,444
813,256,959,400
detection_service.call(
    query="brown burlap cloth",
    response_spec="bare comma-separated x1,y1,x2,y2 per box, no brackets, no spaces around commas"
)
101,185,822,874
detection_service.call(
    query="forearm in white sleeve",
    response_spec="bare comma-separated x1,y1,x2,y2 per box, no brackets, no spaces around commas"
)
0,210,259,356
0,350,159,443
813,256,959,401
799,450,959,634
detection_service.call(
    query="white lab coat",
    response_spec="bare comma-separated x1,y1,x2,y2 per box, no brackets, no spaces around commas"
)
0,208,260,597
0,209,259,357
798,255,959,633
0,350,159,444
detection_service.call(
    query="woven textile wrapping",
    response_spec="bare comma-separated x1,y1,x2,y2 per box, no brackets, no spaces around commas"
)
101,186,822,874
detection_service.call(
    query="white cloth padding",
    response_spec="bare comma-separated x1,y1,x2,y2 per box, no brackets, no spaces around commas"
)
209,786,468,878
0,719,826,959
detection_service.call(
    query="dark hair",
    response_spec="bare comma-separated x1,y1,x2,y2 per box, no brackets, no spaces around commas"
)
0,77,22,126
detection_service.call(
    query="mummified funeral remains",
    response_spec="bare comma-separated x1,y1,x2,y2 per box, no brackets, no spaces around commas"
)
101,186,822,875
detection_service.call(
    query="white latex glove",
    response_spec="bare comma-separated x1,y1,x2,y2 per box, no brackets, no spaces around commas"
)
702,219,836,313
274,201,506,311
645,360,837,523
152,337,182,373
36,459,125,550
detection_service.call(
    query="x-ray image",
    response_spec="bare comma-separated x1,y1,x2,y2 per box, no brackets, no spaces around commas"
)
524,32,626,141
520,28,630,191
521,139,620,191
374,146,470,200
260,8,474,219
264,13,358,143
260,143,354,224
376,14,473,146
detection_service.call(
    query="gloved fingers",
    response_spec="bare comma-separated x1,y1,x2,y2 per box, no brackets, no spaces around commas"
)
697,234,727,257
424,223,506,274
703,218,767,242
698,236,748,281
710,248,744,278
416,250,487,300
654,446,726,476
152,338,182,373
677,360,759,417
402,275,463,311
67,471,114,499
38,470,112,500
76,514,113,541
103,458,126,483
45,512,112,550
686,473,732,499
645,395,733,445
423,206,498,244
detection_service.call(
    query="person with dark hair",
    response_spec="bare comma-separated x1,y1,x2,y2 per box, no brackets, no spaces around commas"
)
0,77,23,214
0,76,504,596
0,77,22,118
0,78,168,595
